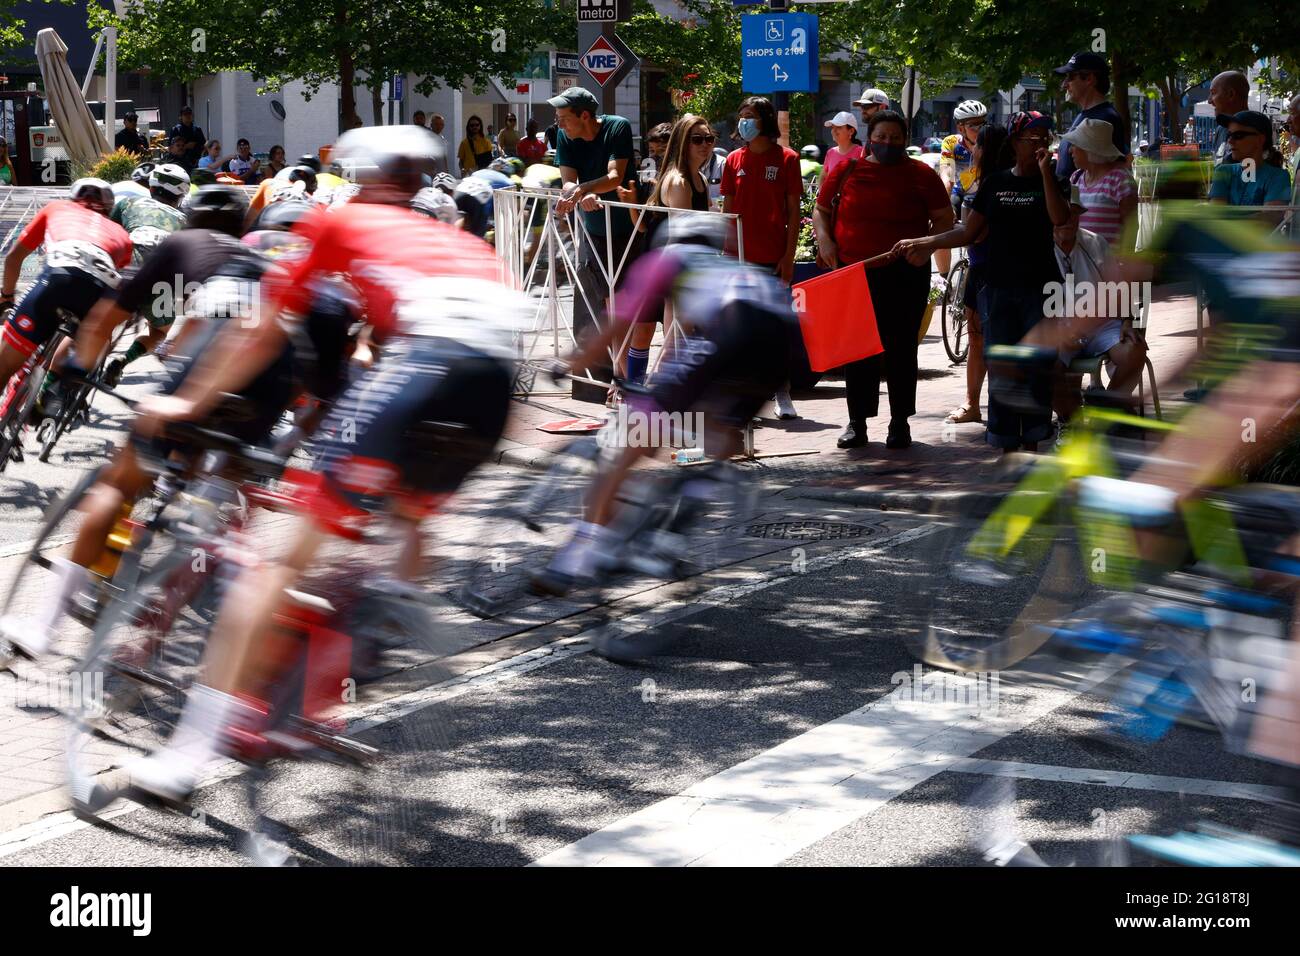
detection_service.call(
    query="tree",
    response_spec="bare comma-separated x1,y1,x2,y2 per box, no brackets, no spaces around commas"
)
89,1,573,132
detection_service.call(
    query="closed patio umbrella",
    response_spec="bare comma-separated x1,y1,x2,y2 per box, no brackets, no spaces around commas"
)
35,28,111,171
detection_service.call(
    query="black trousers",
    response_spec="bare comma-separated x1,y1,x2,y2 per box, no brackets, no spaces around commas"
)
842,258,930,424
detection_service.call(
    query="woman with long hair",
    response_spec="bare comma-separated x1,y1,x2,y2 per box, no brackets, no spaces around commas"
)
457,115,494,173
946,121,1011,425
614,114,717,387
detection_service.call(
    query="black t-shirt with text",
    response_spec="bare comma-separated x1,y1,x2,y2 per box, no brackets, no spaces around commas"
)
971,169,1067,290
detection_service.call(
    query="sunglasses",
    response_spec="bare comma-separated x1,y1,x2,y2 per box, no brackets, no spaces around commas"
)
1226,130,1263,141
689,133,716,146
962,119,986,128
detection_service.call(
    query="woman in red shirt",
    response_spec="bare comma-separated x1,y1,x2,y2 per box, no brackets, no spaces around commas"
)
812,110,952,449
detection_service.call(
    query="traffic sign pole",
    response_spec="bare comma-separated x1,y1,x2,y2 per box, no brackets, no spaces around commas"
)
769,0,789,148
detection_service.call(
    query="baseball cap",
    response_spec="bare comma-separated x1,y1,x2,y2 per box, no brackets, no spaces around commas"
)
547,87,600,115
853,88,890,108
824,111,859,130
1054,52,1109,76
1228,109,1273,139
180,105,194,114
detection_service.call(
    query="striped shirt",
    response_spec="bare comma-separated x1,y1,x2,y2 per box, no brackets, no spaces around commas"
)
1071,167,1136,247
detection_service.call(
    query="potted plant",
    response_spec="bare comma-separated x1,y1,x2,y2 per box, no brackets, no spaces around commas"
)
790,190,826,286
919,281,944,343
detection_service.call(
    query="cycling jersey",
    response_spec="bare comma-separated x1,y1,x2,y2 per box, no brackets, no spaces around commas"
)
618,244,794,332
270,202,504,341
940,134,978,193
111,196,186,263
113,229,250,330
16,200,133,277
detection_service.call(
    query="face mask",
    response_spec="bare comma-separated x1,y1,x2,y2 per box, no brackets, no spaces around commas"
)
737,118,759,142
870,142,906,165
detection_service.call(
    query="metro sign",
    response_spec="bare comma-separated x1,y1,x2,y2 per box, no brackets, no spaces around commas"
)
581,35,623,86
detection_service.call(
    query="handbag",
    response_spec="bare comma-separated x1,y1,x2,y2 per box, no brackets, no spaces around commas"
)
824,158,858,266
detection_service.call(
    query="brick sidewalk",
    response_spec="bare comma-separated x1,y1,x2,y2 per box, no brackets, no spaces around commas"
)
504,286,1203,498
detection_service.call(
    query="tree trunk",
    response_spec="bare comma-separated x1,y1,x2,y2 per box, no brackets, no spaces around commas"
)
1159,75,1181,144
371,82,384,126
1110,51,1131,146
335,1,359,132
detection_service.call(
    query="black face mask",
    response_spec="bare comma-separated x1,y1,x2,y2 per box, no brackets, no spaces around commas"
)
870,142,906,165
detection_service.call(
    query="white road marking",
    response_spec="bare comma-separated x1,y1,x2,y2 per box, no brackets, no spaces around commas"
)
0,524,940,857
947,757,1283,802
531,670,1123,867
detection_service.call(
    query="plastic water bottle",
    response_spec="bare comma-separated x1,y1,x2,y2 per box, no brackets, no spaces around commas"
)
670,447,705,465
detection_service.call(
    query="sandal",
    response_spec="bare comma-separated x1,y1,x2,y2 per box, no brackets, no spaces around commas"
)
946,403,983,424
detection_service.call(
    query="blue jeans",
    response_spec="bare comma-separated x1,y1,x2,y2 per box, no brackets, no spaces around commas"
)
980,285,1053,450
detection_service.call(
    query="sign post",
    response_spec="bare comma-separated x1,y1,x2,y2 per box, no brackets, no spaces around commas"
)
577,24,638,115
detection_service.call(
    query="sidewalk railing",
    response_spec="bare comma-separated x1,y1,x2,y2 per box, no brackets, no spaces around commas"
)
494,186,744,396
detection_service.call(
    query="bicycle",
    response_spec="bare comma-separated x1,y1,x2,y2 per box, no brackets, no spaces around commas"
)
940,245,970,365
0,307,78,470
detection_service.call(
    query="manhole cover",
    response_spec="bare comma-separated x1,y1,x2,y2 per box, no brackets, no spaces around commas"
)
745,520,874,540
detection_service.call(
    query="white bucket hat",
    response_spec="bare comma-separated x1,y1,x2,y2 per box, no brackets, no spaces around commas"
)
824,111,859,130
1059,118,1122,161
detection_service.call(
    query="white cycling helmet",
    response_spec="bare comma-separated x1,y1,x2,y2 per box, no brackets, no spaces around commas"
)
411,186,460,225
953,100,988,124
149,163,191,199
331,124,445,192
800,144,821,159
69,178,115,214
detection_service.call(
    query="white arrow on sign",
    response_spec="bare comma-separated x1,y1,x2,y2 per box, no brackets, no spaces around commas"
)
773,63,789,83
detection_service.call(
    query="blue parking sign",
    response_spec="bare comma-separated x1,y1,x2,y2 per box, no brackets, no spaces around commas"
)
741,13,818,94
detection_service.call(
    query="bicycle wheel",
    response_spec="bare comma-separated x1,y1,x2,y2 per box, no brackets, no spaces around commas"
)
942,259,970,365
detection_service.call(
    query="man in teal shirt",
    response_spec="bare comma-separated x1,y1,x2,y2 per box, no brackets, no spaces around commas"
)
550,86,635,402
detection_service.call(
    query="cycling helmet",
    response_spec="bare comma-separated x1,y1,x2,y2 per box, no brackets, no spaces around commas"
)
489,156,513,174
184,184,248,236
651,210,727,251
331,125,444,194
800,144,820,158
296,154,322,173
130,162,156,185
253,197,315,232
953,100,988,124
69,178,115,214
431,171,458,194
411,187,460,225
149,163,191,200
506,157,525,177
285,165,318,194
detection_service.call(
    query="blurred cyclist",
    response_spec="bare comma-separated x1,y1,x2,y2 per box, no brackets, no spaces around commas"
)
531,211,797,596
122,125,527,801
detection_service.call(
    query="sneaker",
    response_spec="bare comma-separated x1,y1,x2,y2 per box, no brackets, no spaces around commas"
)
102,357,125,390
773,391,799,421
836,422,868,449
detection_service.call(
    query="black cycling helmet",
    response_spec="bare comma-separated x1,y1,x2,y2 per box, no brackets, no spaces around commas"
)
296,154,322,173
185,184,248,236
253,197,314,232
285,165,318,194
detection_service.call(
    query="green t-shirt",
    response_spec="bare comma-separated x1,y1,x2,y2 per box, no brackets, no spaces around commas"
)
555,114,634,237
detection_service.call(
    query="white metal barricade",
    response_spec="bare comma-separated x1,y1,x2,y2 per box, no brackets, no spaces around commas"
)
494,186,744,397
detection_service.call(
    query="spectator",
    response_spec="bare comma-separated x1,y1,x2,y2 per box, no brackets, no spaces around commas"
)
1207,70,1250,165
412,110,427,128
1053,52,1128,181
1209,110,1290,222
115,112,149,156
895,111,1070,454
0,138,14,185
550,86,636,402
722,95,803,419
197,139,230,171
429,114,452,175
167,105,205,171
1289,94,1300,239
227,138,261,182
1055,118,1146,418
822,110,864,180
813,109,953,450
458,115,494,173
637,122,673,191
165,137,188,165
722,96,802,282
701,144,726,207
853,88,891,126
498,113,521,156
545,122,559,150
614,114,718,387
517,118,547,164
946,122,1011,426
263,144,287,178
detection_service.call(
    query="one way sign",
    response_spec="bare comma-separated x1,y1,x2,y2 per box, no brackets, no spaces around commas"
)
740,13,818,94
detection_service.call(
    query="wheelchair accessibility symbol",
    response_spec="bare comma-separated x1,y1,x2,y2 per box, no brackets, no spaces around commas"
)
765,19,784,42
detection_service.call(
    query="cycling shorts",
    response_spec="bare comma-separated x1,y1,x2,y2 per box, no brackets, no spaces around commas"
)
648,299,794,434
292,335,512,524
4,267,107,359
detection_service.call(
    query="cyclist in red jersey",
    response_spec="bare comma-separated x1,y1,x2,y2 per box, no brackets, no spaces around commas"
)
0,180,132,393
121,127,526,802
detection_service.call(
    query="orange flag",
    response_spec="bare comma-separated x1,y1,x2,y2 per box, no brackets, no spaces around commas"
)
792,262,883,372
